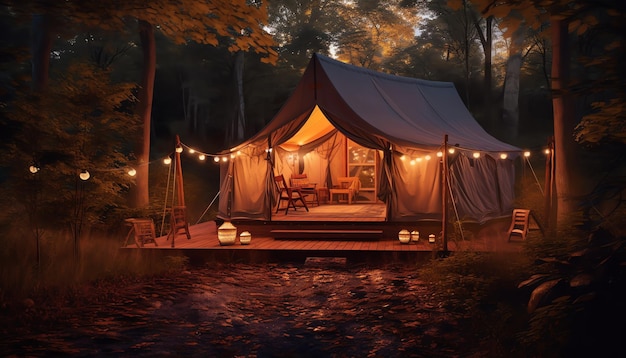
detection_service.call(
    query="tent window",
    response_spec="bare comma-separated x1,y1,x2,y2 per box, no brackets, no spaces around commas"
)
347,140,378,203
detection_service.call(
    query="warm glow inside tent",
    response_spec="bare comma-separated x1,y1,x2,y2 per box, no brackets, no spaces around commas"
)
218,54,521,223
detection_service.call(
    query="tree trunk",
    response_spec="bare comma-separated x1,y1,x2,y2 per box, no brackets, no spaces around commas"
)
551,17,579,228
31,14,52,92
474,16,493,129
233,51,246,143
130,20,156,208
501,25,525,142
228,51,245,146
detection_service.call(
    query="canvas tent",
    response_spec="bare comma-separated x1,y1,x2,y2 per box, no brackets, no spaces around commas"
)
217,53,521,223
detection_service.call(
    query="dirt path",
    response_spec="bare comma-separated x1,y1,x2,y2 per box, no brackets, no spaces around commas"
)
1,262,480,357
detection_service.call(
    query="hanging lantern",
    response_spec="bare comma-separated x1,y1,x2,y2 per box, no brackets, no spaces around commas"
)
218,221,237,246
411,230,419,242
239,231,252,245
428,234,436,243
398,229,411,244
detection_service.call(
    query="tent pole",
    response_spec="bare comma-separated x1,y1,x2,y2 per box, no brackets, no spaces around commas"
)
174,134,185,207
544,136,555,233
442,134,449,253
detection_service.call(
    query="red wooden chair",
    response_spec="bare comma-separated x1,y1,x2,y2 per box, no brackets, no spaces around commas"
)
275,174,309,214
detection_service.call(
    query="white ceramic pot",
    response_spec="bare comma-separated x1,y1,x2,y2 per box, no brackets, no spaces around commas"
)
239,231,251,245
398,229,411,244
218,221,237,246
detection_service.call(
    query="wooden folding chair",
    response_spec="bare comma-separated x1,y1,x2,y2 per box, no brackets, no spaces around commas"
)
166,206,191,246
275,174,309,214
290,173,319,206
508,209,531,241
124,218,157,248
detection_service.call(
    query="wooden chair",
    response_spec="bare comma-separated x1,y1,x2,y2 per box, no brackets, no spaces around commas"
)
290,173,319,206
275,174,309,214
329,177,360,204
508,209,531,241
166,206,191,246
124,218,157,248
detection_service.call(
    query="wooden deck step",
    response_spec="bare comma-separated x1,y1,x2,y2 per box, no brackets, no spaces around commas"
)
271,229,383,241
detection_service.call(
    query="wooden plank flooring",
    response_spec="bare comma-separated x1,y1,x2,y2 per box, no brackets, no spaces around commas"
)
122,219,524,254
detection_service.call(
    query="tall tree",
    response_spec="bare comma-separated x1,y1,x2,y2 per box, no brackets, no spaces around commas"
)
10,0,278,208
473,15,494,127
456,0,626,228
335,0,417,70
500,23,527,141
30,13,53,92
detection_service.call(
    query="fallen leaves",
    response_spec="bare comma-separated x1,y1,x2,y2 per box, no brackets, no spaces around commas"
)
1,263,477,356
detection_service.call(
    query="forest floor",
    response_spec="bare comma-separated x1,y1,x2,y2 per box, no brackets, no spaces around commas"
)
1,261,498,357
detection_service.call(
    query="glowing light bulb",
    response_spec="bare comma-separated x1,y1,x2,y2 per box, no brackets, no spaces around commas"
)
544,149,551,155
29,165,39,174
425,155,431,160
400,155,406,161
524,151,531,157
472,152,480,159
175,146,183,153
500,153,508,160
79,170,90,181
213,156,220,163
448,148,455,154
436,151,443,158
221,157,228,162
188,148,195,154
199,154,206,161
127,168,137,176
410,159,415,165
163,157,172,165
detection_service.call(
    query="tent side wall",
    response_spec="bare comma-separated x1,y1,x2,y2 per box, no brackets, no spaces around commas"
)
218,152,272,221
449,155,517,223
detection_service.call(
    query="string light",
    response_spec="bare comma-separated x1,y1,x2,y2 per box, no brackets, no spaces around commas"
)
175,146,183,153
163,157,172,165
127,168,137,176
544,148,551,155
524,151,531,157
79,170,90,181
188,148,195,154
29,165,39,174
472,152,480,159
500,153,508,160
213,156,220,163
199,154,206,161
436,151,443,158
448,148,455,154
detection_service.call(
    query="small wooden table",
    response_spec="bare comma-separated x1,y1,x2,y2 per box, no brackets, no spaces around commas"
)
329,188,354,204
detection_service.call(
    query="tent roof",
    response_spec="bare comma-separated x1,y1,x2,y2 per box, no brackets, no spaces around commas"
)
236,53,519,154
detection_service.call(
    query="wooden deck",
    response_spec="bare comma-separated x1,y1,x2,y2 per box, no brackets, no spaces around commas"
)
121,204,525,264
